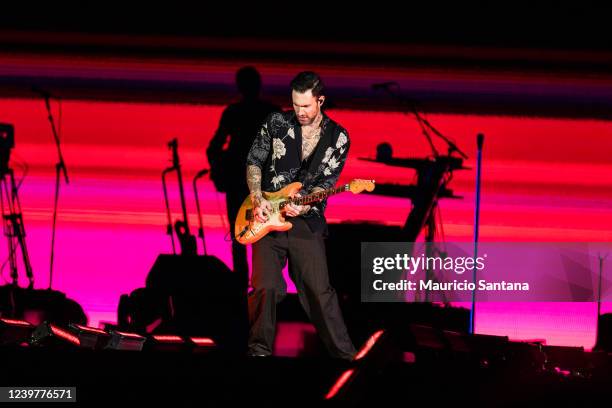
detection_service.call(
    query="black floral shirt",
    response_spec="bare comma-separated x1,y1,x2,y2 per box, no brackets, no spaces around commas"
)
246,110,350,230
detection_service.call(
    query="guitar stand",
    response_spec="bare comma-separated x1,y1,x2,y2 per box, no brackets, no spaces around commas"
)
415,202,448,303
0,167,34,288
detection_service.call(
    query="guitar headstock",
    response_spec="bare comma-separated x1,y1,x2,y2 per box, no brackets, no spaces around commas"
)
348,179,376,194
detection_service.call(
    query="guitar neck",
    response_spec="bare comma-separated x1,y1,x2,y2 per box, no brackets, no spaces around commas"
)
291,184,349,206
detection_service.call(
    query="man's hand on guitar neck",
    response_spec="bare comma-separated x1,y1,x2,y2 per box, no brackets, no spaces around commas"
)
284,193,311,218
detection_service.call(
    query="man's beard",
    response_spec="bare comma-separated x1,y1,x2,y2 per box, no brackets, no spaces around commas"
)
298,117,312,124
298,111,320,126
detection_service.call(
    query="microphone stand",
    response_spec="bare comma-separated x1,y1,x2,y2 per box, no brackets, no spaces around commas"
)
41,91,69,290
596,253,608,335
374,82,470,304
374,83,468,159
470,134,484,334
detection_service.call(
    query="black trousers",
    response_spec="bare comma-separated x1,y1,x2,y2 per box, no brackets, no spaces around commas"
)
247,217,356,360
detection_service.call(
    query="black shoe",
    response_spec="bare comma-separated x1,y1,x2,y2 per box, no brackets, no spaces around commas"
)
247,351,271,357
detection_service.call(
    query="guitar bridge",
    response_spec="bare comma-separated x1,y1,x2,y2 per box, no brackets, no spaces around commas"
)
245,209,252,220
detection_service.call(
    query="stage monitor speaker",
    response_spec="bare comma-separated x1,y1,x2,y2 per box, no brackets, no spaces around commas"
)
121,255,247,352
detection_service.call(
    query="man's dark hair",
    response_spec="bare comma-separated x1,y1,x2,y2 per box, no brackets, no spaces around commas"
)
290,71,325,97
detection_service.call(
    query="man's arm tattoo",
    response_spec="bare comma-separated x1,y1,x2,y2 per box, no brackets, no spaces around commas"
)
247,165,263,203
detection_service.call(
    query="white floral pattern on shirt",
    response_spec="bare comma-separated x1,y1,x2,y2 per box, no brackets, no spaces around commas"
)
247,111,350,215
321,147,342,176
272,138,286,160
322,147,334,164
271,175,285,188
336,132,347,148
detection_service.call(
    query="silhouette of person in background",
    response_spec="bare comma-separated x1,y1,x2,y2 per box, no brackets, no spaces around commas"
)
207,67,280,290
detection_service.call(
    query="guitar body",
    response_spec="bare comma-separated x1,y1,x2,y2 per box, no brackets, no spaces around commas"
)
234,179,375,245
234,182,303,245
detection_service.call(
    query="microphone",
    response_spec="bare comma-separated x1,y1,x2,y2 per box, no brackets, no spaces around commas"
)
477,133,484,150
371,81,398,90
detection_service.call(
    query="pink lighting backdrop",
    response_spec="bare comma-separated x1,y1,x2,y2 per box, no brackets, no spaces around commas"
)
1,97,611,349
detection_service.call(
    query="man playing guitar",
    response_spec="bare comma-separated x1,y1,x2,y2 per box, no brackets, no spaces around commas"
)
245,71,356,360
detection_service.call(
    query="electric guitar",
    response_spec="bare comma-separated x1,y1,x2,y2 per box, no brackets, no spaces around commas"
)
234,179,375,245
